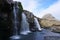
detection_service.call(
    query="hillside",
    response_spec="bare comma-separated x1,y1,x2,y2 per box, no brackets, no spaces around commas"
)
40,14,60,32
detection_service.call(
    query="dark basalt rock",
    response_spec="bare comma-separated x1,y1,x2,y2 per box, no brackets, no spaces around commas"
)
0,0,13,40
0,0,13,12
11,1,23,35
23,10,37,32
0,0,23,40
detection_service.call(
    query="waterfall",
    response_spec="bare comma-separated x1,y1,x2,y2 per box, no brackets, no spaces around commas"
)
34,18,42,31
20,13,31,35
10,2,20,39
13,3,18,35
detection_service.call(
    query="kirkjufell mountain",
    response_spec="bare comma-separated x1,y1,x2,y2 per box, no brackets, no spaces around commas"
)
40,13,60,32
42,14,56,20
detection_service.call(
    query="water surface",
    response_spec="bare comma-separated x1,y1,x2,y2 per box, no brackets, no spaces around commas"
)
10,29,60,40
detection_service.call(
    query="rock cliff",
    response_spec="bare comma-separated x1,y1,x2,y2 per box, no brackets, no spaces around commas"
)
0,0,23,40
0,0,39,39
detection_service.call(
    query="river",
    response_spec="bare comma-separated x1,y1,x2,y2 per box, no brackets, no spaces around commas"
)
10,29,60,40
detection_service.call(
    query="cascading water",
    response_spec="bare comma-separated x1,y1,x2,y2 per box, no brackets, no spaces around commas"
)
10,2,20,39
20,13,31,35
34,18,42,31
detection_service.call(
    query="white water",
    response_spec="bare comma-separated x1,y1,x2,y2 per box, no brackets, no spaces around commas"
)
20,13,31,35
13,4,18,35
10,2,20,39
10,35,20,39
34,18,42,31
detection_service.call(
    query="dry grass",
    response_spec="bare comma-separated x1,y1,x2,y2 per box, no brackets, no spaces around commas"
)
40,19,60,28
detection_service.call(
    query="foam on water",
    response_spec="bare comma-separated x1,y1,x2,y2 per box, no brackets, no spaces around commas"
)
10,35,20,39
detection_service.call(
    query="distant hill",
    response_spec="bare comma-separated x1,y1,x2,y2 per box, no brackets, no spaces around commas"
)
40,13,60,33
42,14,56,20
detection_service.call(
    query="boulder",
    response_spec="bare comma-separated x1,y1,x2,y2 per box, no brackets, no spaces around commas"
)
51,26,60,33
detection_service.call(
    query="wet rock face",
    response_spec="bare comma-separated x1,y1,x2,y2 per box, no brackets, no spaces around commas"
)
0,0,23,28
0,0,13,30
6,0,13,4
0,0,13,28
0,0,13,12
23,10,34,23
23,10,35,31
0,0,23,39
0,0,13,40
11,1,23,34
0,12,12,40
0,0,13,4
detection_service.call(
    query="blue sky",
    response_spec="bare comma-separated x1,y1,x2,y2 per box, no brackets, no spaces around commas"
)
13,0,60,20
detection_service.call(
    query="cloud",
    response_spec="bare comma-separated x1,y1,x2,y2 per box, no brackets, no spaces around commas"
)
13,0,42,17
13,0,60,20
22,0,38,12
13,0,39,12
39,0,60,20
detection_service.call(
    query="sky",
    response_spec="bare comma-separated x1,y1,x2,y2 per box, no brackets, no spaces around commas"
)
13,0,60,20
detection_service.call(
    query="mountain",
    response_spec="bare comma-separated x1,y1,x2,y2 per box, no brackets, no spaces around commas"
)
42,14,56,20
40,13,60,32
